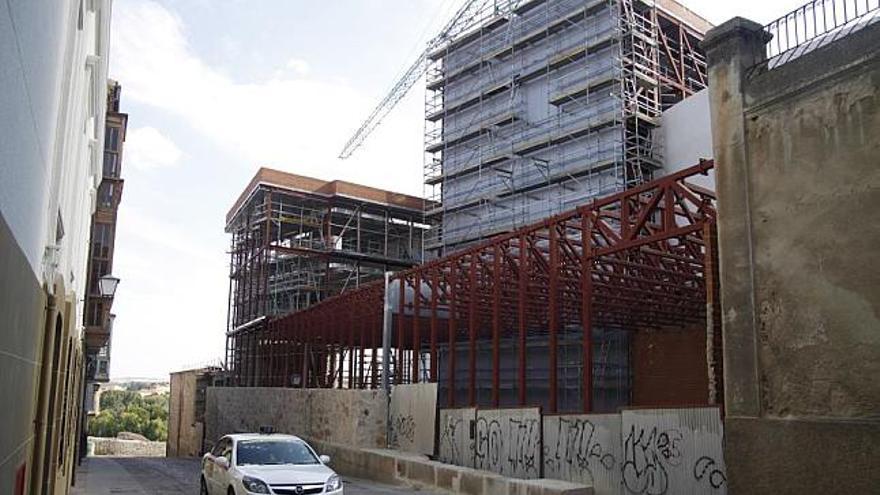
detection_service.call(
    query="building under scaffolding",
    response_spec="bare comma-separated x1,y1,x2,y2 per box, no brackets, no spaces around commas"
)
227,162,720,414
424,0,709,256
225,168,428,382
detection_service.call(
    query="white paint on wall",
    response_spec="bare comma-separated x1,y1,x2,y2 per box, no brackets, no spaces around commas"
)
0,0,112,327
657,89,715,190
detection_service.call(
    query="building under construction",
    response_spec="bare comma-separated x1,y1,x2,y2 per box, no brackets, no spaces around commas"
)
225,168,428,384
424,0,709,256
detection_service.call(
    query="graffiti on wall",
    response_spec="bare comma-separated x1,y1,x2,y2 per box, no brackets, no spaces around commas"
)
471,408,541,478
544,415,619,490
620,408,727,495
439,408,475,467
545,409,726,495
439,406,726,494
389,383,437,455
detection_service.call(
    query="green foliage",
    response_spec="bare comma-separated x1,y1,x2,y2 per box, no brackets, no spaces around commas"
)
88,390,169,442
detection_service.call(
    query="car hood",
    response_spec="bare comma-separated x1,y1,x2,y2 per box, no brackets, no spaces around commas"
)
237,464,334,485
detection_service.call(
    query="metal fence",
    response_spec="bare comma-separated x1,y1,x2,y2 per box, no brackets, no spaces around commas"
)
765,0,880,66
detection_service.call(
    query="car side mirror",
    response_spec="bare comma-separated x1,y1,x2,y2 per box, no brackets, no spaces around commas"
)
319,455,331,465
215,457,230,470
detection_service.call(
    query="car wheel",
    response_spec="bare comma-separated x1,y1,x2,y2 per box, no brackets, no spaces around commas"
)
199,477,208,495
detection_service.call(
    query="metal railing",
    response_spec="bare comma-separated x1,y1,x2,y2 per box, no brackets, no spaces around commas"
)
765,0,880,67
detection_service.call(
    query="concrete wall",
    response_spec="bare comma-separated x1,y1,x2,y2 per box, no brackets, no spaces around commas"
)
439,407,476,468
703,17,880,494
205,387,387,451
389,383,437,455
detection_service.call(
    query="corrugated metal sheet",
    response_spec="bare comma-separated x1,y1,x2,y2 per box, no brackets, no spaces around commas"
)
544,413,622,495
620,407,726,495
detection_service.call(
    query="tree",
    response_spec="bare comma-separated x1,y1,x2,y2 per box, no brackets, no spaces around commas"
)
88,390,169,442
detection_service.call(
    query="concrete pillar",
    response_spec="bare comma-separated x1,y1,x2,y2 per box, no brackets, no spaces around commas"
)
701,18,770,419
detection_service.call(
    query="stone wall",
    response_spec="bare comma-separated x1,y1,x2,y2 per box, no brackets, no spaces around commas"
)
88,437,166,457
204,387,386,450
703,17,880,494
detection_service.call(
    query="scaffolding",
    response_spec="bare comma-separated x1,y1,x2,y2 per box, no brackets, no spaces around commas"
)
423,0,708,257
227,161,721,414
225,169,428,380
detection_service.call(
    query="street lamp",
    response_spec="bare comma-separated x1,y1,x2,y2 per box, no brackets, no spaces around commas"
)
98,274,120,297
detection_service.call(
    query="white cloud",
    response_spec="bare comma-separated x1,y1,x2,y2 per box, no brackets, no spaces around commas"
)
286,58,311,76
110,1,381,180
125,126,182,170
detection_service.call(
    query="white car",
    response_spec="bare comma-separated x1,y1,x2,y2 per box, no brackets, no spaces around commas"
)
201,433,343,494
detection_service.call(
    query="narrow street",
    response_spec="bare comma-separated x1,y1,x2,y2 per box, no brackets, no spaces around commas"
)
72,457,442,495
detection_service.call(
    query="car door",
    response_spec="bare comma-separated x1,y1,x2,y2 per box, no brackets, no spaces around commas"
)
217,438,235,493
207,438,230,494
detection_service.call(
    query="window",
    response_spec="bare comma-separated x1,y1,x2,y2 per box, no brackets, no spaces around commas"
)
98,182,115,208
98,361,108,376
104,126,120,152
88,301,104,326
90,260,109,294
92,223,113,258
103,152,119,177
236,440,319,466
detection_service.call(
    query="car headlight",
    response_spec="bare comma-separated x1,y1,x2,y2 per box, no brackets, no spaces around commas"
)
325,474,342,491
242,476,270,494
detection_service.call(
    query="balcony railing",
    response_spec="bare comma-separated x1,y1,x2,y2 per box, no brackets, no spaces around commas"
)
765,0,880,67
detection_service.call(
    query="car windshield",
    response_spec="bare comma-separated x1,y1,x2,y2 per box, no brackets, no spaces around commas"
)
236,439,319,466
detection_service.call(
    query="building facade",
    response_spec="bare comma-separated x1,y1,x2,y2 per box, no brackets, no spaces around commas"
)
78,80,127,462
424,0,710,256
0,1,113,493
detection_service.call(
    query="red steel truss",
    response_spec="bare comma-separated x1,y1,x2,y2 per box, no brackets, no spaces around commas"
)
227,160,718,413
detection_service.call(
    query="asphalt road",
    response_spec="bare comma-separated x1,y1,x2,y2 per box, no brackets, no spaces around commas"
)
72,457,443,494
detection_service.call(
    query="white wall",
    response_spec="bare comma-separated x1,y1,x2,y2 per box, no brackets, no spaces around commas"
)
657,88,715,190
0,0,113,325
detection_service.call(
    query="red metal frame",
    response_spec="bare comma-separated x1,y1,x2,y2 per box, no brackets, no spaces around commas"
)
228,161,717,413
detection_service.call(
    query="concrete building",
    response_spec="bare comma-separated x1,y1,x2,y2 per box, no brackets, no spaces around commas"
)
167,367,224,457
703,12,880,494
424,0,711,257
0,1,113,494
225,168,428,386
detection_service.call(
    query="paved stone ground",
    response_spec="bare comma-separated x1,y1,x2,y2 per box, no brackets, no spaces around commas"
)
72,457,443,494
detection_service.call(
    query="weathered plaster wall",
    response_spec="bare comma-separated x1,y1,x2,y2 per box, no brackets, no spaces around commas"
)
704,17,880,494
204,387,386,451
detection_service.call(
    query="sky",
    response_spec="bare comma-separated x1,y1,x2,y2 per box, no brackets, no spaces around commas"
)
108,0,806,380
